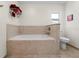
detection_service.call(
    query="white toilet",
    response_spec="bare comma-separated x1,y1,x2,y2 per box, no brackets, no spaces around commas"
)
60,37,70,50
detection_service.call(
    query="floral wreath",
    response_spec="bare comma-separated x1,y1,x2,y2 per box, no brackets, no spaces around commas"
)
9,4,22,17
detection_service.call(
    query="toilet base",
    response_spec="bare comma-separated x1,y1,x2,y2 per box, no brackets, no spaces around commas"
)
60,37,69,50
60,42,67,50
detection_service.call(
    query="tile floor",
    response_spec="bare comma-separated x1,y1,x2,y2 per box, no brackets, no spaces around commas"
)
59,45,79,58
6,45,79,58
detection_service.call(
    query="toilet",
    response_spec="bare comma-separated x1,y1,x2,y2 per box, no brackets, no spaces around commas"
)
60,37,70,50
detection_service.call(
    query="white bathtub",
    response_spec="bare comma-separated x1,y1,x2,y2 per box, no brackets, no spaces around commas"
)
9,34,54,40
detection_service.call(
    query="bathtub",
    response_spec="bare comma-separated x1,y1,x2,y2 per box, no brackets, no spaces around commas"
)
9,34,54,40
7,34,59,57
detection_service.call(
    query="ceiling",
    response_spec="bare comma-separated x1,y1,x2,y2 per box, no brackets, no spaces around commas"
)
18,1,66,4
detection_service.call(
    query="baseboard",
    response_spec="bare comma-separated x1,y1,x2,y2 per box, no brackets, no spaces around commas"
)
67,43,79,50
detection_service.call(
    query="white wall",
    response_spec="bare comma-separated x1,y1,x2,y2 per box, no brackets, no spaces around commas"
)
7,2,20,25
19,3,65,35
65,1,79,48
0,1,19,57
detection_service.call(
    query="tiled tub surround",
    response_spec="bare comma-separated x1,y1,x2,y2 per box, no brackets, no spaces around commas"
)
6,24,20,40
7,24,60,58
7,24,60,39
7,24,49,39
47,24,60,39
7,35,59,57
19,26,49,34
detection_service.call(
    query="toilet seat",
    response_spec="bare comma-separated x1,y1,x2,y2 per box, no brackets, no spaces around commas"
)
60,37,69,43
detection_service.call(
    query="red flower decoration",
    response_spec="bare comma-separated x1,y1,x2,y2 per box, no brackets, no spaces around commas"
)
10,4,22,17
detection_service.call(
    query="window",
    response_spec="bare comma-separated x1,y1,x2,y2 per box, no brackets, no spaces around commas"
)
51,13,59,23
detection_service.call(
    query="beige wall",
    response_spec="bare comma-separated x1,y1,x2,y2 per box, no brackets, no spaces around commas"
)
65,1,79,48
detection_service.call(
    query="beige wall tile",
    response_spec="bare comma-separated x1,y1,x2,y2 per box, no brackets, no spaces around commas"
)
6,24,19,40
19,26,48,34
7,39,59,56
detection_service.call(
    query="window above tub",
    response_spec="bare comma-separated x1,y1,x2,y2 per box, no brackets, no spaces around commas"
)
50,13,59,23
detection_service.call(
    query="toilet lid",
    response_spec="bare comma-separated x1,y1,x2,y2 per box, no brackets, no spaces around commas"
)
60,37,69,41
